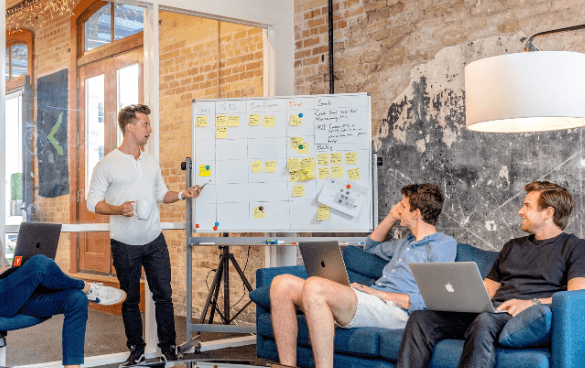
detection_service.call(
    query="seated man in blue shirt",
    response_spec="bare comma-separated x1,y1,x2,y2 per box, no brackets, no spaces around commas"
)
270,183,457,368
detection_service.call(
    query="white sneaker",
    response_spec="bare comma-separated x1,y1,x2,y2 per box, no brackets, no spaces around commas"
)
87,283,126,306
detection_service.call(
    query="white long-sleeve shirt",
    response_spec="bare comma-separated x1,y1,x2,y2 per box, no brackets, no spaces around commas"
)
86,149,169,245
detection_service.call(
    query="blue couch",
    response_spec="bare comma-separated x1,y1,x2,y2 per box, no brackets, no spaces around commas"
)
250,243,585,368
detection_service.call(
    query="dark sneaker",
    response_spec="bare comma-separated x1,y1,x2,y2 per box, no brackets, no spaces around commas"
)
159,345,182,362
120,345,145,367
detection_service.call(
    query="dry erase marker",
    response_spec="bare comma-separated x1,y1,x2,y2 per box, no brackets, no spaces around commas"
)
200,180,211,188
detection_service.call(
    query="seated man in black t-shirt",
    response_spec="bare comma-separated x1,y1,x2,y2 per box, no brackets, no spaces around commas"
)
396,181,585,368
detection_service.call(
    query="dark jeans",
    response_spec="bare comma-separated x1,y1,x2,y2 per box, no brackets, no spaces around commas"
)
111,233,176,350
0,255,88,365
397,310,513,368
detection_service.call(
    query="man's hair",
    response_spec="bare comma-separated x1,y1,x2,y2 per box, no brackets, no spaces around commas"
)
525,181,573,230
118,104,151,134
400,183,444,226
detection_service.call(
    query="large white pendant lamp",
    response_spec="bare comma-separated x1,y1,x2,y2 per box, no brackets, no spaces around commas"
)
465,26,585,133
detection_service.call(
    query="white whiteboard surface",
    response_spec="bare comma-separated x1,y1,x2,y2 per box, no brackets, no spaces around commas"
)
192,93,373,232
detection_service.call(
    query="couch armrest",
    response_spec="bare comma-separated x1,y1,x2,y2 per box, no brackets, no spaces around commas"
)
551,289,585,368
256,265,307,288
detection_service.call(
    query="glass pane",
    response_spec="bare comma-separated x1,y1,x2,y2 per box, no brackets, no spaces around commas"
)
85,4,111,51
10,44,28,77
5,48,9,80
5,93,23,224
117,63,139,145
114,4,144,41
86,74,105,197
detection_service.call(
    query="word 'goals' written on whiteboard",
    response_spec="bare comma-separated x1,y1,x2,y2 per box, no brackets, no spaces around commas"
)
191,93,373,232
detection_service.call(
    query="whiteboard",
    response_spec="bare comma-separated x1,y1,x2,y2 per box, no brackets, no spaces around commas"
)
192,93,373,232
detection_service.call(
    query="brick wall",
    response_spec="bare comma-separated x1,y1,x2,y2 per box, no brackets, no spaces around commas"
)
158,11,265,323
293,0,585,137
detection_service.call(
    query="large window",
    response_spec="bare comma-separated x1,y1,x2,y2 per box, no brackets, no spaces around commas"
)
5,44,27,80
83,2,144,52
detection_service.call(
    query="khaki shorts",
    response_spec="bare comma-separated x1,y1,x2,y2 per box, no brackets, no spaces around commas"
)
340,288,409,330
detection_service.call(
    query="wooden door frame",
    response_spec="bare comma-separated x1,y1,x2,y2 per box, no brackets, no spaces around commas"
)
69,0,144,273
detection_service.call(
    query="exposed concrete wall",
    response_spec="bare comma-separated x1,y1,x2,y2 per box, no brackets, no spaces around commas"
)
294,0,585,250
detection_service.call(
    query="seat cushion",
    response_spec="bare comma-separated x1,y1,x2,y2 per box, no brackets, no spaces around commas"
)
257,313,387,357
378,329,404,361
499,304,552,348
455,243,498,279
343,245,387,280
249,284,271,310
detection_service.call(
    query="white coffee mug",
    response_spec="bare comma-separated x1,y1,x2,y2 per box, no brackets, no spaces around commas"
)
132,200,152,220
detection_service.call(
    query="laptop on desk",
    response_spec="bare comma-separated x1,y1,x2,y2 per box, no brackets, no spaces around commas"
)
409,262,506,314
298,241,351,287
0,222,62,280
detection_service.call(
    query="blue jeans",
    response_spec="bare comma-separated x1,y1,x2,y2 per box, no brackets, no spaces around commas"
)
111,233,176,350
0,255,88,365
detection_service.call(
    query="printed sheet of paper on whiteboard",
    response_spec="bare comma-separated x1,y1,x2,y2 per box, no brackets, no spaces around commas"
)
317,178,368,218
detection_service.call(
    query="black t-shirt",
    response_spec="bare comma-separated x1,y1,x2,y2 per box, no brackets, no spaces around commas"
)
486,232,585,302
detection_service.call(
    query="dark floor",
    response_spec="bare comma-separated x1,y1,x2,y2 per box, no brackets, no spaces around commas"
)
6,310,274,367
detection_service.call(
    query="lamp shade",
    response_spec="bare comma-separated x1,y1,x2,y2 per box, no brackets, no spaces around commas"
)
465,51,585,132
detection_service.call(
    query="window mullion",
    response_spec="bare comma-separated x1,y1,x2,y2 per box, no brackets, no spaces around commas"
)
111,3,115,43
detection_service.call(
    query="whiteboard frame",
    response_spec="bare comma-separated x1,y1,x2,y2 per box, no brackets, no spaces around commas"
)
191,93,375,233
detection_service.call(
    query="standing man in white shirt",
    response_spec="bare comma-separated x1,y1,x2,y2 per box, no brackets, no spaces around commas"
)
87,104,202,367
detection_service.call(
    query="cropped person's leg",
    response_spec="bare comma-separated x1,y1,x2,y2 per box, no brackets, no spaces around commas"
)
141,234,176,350
459,312,512,368
270,274,306,366
19,288,89,366
0,255,84,317
397,310,476,368
111,240,145,349
301,277,358,368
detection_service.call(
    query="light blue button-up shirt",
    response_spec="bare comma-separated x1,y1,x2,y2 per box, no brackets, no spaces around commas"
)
365,232,457,313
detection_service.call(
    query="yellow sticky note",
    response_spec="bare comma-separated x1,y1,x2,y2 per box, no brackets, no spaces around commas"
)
348,168,361,181
265,161,277,173
250,160,263,174
228,115,240,127
301,169,315,181
318,167,330,179
345,152,358,165
331,153,343,165
199,165,211,177
290,115,303,126
317,153,329,166
216,115,227,127
291,137,303,149
292,185,305,197
288,158,301,173
196,116,207,127
298,143,309,154
318,205,330,221
301,157,315,170
264,115,276,127
216,127,228,139
249,114,261,126
290,172,301,182
253,206,265,219
332,166,343,178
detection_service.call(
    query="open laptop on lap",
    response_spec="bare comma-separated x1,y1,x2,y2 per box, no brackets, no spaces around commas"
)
298,241,351,287
409,262,506,313
0,222,62,280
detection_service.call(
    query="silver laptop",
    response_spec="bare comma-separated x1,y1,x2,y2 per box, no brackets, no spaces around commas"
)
298,241,351,286
0,222,62,279
409,262,505,313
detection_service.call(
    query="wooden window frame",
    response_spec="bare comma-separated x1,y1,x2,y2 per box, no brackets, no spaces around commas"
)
5,29,33,92
76,1,144,67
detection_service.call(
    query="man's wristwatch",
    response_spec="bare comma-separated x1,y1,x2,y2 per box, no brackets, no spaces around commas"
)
178,191,185,200
531,298,542,306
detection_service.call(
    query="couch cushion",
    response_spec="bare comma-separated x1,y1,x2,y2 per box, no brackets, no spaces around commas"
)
428,339,550,368
249,284,271,310
257,313,387,357
378,329,404,361
499,304,552,348
455,243,498,279
343,245,387,280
